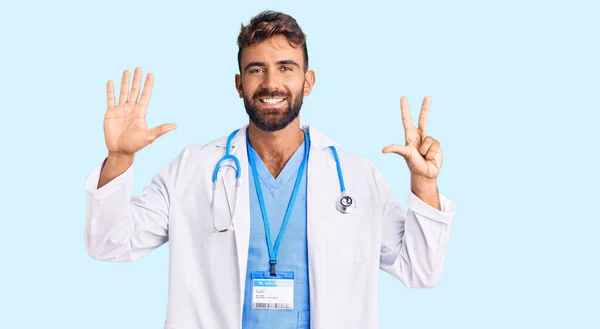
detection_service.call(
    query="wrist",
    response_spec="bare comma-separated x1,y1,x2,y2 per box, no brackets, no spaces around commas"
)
410,174,437,194
105,152,134,169
410,174,441,210
411,173,437,186
107,152,135,162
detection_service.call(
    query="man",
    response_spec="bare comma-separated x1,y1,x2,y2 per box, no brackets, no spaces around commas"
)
85,10,456,329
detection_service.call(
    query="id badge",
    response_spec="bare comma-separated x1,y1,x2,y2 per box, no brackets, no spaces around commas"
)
251,271,294,310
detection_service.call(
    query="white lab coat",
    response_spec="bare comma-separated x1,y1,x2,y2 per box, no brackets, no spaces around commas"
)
84,124,456,329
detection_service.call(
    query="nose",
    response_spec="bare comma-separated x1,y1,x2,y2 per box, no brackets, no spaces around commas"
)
262,69,281,90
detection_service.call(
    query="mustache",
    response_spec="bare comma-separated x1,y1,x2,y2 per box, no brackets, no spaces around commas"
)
253,88,290,99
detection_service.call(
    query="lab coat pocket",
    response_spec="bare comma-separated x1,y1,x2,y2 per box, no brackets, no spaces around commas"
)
325,208,373,265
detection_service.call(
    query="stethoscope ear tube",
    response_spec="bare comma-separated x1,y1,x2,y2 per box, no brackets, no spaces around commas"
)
329,146,355,214
211,129,243,232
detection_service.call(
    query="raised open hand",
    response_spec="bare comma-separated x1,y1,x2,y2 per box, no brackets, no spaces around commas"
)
382,96,442,179
103,67,177,156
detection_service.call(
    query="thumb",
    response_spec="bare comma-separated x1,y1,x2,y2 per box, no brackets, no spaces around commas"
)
147,123,177,143
382,144,411,159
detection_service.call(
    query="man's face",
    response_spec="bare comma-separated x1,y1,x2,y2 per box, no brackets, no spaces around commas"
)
235,34,315,132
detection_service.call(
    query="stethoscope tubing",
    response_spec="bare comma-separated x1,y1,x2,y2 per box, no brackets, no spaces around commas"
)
211,128,356,232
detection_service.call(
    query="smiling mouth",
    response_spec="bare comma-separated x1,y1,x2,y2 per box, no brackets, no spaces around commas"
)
258,97,286,104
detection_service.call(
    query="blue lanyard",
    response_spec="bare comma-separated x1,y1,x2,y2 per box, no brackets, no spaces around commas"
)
247,129,310,276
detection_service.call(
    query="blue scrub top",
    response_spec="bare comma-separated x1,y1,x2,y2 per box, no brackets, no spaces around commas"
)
242,136,310,329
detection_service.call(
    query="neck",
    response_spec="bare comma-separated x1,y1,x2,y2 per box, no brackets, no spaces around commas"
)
247,117,305,179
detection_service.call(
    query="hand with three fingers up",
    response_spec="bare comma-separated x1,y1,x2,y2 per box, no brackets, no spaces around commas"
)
382,96,442,210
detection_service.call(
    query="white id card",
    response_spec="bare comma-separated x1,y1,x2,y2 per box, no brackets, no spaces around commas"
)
251,271,294,310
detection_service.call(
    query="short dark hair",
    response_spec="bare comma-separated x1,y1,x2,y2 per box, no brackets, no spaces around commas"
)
237,10,309,72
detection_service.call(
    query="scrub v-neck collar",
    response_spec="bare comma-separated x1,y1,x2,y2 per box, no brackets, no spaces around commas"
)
247,137,307,194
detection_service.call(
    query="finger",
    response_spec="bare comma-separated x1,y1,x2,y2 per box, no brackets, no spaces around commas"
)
106,80,115,109
382,143,411,159
418,96,431,134
400,96,415,131
118,70,131,105
147,123,178,143
129,67,143,104
418,136,435,157
137,73,154,116
425,141,441,161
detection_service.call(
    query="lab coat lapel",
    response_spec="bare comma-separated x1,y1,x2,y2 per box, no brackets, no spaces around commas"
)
226,125,251,309
305,124,339,327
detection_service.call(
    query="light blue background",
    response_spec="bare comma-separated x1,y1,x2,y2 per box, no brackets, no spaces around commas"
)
1,0,598,328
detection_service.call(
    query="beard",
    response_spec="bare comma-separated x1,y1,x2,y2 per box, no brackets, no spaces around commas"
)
243,84,304,132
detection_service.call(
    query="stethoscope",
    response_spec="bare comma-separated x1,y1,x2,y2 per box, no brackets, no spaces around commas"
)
211,128,355,233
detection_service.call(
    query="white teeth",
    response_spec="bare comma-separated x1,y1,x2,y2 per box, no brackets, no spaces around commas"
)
261,98,284,104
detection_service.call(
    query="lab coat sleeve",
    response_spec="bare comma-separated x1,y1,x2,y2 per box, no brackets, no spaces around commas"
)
373,165,456,288
84,148,185,262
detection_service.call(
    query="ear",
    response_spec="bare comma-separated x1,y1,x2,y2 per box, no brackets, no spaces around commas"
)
235,74,243,98
303,70,316,96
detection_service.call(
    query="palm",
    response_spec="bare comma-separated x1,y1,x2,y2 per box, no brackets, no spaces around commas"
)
103,68,176,156
104,109,150,155
382,96,443,179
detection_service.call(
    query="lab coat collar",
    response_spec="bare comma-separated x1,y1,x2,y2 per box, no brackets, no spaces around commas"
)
214,124,340,150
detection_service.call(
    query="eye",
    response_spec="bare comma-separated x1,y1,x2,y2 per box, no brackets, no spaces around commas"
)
281,66,293,71
249,68,264,74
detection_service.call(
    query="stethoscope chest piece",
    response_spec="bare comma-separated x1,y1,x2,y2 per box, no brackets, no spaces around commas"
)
336,193,356,214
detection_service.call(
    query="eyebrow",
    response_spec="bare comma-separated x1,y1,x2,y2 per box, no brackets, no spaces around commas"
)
243,60,301,72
